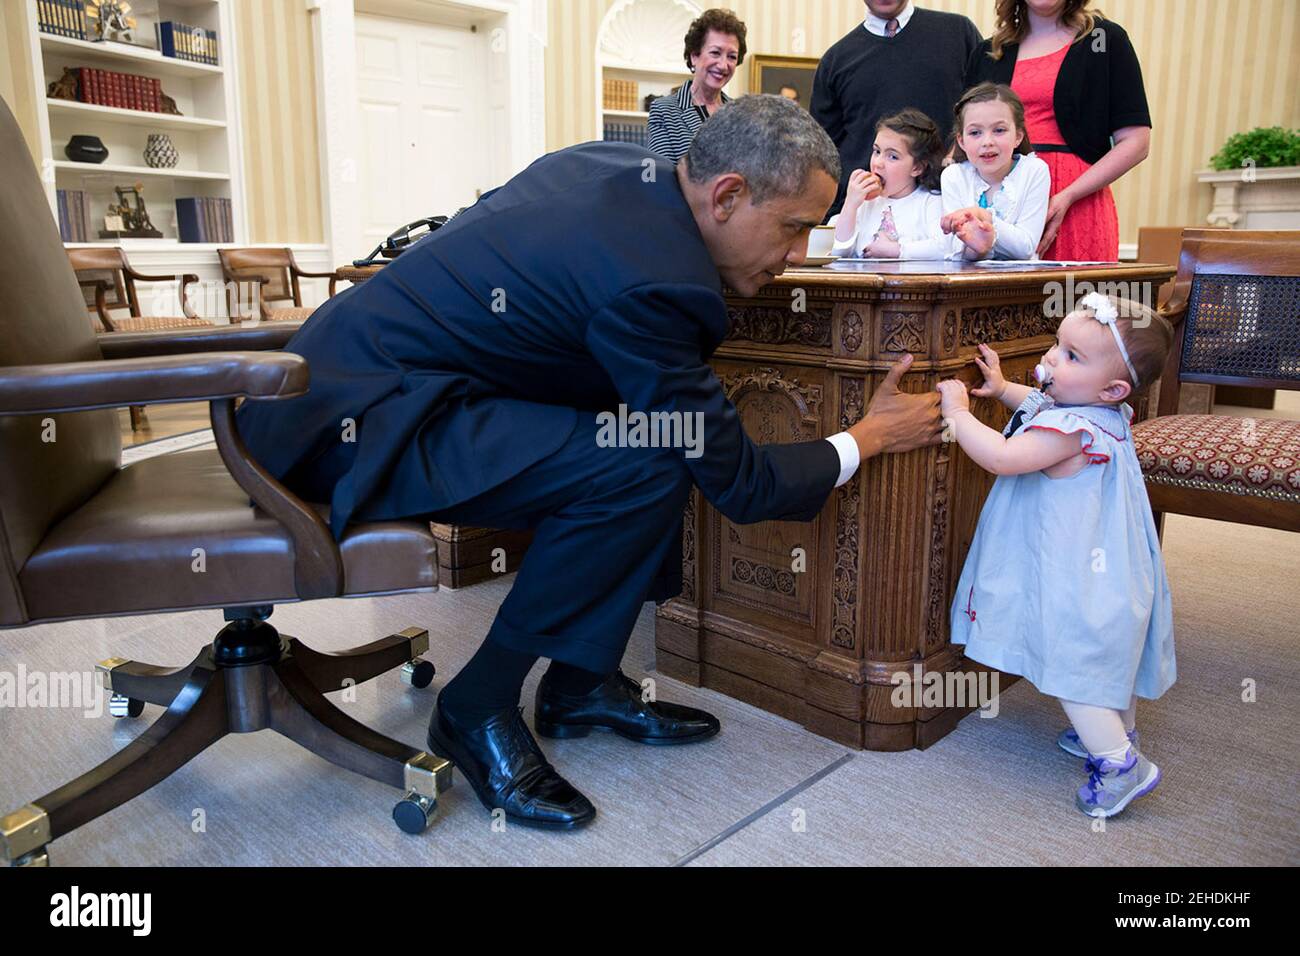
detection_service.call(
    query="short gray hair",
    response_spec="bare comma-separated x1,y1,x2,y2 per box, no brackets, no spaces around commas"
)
684,94,841,205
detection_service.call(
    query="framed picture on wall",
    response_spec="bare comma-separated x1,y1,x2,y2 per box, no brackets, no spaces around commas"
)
749,55,820,110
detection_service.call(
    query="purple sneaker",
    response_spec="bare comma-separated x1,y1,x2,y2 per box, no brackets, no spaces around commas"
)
1075,747,1162,818
1058,727,1138,759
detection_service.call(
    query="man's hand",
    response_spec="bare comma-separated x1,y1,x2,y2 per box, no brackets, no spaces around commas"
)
936,378,970,418
970,343,1007,400
848,354,943,459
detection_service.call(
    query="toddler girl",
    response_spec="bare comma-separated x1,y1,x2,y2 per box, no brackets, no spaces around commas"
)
936,292,1175,818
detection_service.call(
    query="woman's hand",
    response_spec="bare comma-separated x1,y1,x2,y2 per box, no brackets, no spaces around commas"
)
845,168,883,211
970,343,1007,401
936,378,970,418
1036,189,1075,258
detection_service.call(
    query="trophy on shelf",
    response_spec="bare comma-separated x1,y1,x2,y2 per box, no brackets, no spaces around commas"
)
99,182,162,239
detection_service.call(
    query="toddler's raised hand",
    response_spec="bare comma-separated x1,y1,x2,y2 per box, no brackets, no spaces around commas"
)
936,378,969,417
971,343,1007,400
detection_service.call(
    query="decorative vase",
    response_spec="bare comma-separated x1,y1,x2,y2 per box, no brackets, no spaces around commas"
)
65,135,108,164
143,133,179,168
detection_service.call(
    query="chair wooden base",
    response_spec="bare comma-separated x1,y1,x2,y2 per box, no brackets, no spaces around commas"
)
1148,483,1300,535
0,617,452,866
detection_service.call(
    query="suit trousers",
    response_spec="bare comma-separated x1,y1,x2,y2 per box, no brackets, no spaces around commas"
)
422,410,693,674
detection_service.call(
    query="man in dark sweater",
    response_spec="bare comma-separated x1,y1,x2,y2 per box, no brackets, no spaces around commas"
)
811,0,981,218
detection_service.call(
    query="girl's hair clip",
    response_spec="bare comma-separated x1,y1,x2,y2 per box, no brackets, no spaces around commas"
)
1079,292,1138,384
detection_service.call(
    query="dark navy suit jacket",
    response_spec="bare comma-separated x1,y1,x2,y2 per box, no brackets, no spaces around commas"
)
237,142,840,538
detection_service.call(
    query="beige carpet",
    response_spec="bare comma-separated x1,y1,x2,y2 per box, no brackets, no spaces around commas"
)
1,509,1294,867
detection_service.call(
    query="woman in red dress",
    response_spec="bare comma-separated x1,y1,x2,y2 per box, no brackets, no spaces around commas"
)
965,0,1152,261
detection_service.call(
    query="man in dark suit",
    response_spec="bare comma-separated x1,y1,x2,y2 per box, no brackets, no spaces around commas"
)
237,95,941,830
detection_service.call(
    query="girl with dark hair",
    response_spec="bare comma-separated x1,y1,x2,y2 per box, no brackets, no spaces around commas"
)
965,0,1152,260
829,108,947,260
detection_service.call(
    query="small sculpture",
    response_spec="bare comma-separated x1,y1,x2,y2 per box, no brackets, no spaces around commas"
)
47,67,80,102
86,0,138,44
99,182,162,239
160,92,182,116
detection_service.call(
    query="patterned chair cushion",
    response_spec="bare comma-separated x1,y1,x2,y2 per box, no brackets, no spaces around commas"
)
1133,414,1300,503
265,306,315,322
96,315,215,333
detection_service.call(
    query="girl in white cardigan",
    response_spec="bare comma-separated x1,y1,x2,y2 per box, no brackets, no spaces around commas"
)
829,109,947,260
941,83,1051,261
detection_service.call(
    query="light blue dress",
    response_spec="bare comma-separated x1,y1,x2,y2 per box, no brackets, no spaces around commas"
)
950,390,1176,709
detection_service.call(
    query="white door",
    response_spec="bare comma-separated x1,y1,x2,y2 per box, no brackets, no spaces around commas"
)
354,15,492,254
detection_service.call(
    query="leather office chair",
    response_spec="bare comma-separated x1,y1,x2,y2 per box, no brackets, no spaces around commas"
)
218,246,337,323
1133,229,1300,535
0,98,451,867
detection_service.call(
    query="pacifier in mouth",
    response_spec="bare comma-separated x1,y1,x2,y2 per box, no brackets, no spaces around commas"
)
1034,363,1053,389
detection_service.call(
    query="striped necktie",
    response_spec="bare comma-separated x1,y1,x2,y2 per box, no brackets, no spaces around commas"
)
885,18,899,37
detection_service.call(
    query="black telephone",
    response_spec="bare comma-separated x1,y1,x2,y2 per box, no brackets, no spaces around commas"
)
351,215,450,267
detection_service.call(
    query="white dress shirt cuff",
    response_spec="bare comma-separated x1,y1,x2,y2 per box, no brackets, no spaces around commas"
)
824,431,861,487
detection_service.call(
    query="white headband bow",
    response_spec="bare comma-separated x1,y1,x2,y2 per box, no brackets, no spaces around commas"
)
1080,292,1139,386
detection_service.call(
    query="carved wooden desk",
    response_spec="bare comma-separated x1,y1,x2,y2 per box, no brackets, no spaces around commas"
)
654,261,1174,751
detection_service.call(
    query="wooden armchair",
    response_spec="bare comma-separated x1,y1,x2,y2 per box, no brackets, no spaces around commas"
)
1133,229,1300,535
66,246,213,334
218,247,337,324
67,246,218,430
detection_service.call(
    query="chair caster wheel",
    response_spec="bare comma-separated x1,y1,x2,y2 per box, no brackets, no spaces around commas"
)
109,693,144,718
400,658,435,689
10,847,49,867
393,791,436,834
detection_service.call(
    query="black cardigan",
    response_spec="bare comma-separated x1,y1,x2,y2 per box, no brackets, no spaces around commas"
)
964,18,1151,165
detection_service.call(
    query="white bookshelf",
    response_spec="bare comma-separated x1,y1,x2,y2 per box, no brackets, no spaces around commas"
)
598,64,682,144
23,0,245,249
594,0,702,146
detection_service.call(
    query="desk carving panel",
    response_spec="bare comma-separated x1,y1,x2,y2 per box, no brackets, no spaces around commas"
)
655,263,1173,751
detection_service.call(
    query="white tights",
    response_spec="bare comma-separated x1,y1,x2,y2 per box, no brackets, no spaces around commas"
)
1060,696,1138,763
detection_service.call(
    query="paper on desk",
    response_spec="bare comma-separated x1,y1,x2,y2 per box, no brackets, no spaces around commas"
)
829,257,911,263
971,259,1118,268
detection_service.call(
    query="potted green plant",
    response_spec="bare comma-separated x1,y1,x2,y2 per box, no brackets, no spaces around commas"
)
1198,126,1300,228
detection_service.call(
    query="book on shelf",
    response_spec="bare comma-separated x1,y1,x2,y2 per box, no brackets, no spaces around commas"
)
601,122,648,147
38,0,61,38
176,196,233,243
158,21,219,66
74,67,165,112
56,188,92,243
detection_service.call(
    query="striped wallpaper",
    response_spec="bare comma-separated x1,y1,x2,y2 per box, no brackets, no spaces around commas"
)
547,0,1300,245
230,0,324,243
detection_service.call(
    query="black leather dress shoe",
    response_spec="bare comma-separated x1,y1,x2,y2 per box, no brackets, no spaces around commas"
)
534,669,721,745
427,699,596,830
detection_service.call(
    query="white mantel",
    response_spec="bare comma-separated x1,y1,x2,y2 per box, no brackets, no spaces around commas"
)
1197,165,1300,229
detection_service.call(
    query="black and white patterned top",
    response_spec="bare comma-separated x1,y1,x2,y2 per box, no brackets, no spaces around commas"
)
646,79,731,164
